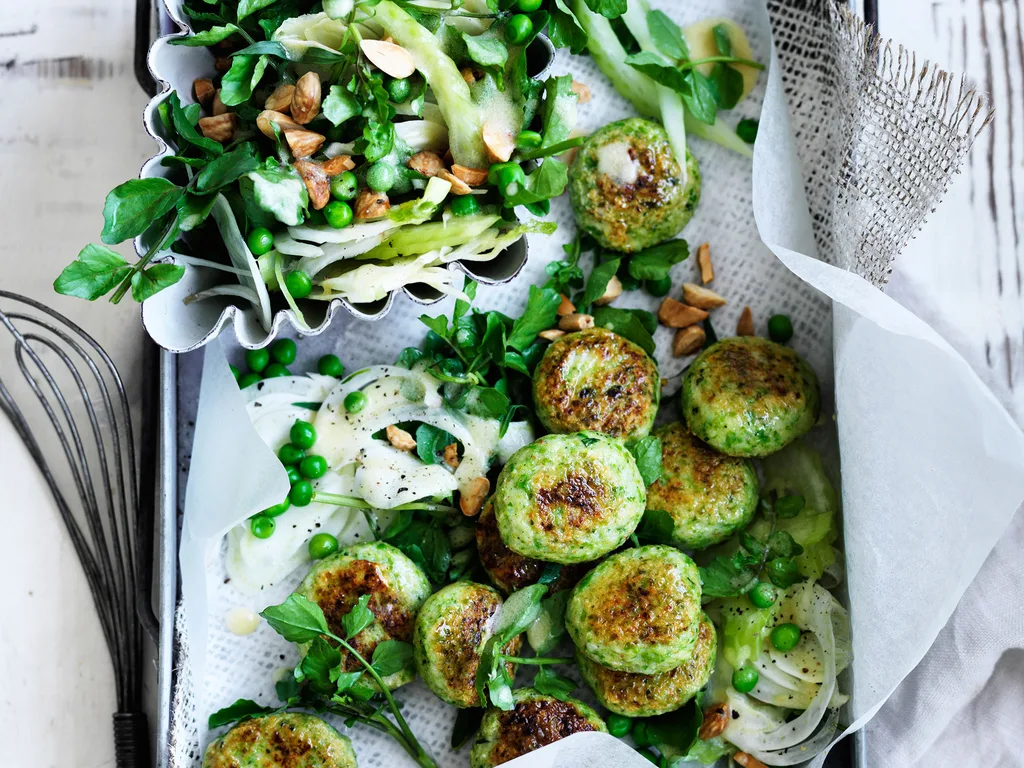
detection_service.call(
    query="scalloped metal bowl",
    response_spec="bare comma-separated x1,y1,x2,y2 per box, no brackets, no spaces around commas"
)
139,4,552,352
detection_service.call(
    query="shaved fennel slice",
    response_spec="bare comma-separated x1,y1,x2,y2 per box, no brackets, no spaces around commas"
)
395,120,449,153
209,194,273,329
274,252,309,330
312,253,457,304
289,220,399,245
183,284,261,307
243,374,337,405
356,442,459,508
724,584,839,755
274,234,325,258
746,709,840,766
750,673,817,710
298,238,384,278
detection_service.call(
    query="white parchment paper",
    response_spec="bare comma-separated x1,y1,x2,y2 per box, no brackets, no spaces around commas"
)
173,1,1024,765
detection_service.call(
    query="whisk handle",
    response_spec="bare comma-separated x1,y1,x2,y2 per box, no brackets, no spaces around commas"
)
113,712,150,768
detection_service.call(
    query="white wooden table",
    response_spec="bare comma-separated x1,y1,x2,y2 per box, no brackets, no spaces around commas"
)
0,2,1019,766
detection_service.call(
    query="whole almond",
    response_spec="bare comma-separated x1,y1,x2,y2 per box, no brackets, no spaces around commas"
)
673,326,706,357
198,113,237,142
733,753,769,768
459,477,490,517
212,89,227,116
539,329,566,341
285,129,326,158
386,425,417,452
682,283,727,309
360,39,416,79
294,160,330,210
291,72,321,125
558,313,595,331
698,703,730,740
443,443,460,470
265,84,295,113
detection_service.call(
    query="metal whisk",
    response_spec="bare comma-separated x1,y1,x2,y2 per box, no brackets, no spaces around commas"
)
0,291,151,767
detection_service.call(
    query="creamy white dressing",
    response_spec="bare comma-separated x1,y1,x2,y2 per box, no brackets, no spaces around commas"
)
224,606,260,636
596,141,640,186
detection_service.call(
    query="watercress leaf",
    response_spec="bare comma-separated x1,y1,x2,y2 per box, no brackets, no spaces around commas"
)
237,0,278,21
710,64,744,111
633,309,658,335
703,317,718,347
487,665,516,710
334,670,363,693
395,347,424,368
533,666,577,701
100,177,183,245
207,698,275,729
508,286,561,351
646,699,702,752
194,144,261,193
462,30,508,68
699,556,759,598
415,423,455,465
583,0,626,18
244,165,309,226
767,531,804,559
451,707,484,751
169,23,241,46
371,640,414,677
454,279,477,319
323,85,362,126
740,532,766,558
591,307,656,355
362,120,395,163
301,635,342,691
161,155,208,169
648,10,689,60
766,557,803,589
167,92,224,156
54,244,131,300
494,583,549,641
260,593,330,643
578,257,621,310
681,69,718,125
504,350,529,376
548,0,588,55
627,239,690,281
625,51,690,93
504,158,569,207
476,387,511,417
420,313,450,339
636,509,675,545
713,23,733,56
526,589,570,654
342,593,375,639
130,263,186,302
220,54,270,106
538,563,562,585
275,674,301,704
177,192,218,232
539,74,578,149
629,435,663,486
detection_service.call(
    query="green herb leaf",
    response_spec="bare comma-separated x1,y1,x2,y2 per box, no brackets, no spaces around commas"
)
766,531,804,559
591,307,656,355
131,263,186,302
533,666,577,701
244,165,309,226
275,674,301,704
260,593,330,643
177,192,218,232
636,509,675,545
538,75,578,150
395,347,424,368
646,699,702,752
194,144,261,193
415,423,456,465
99,178,183,245
207,698,275,729
494,584,549,640
710,64,744,110
237,0,278,21
54,244,131,300
627,239,690,281
699,555,759,598
169,24,241,46
301,636,343,691
323,85,362,126
548,0,588,55
647,10,689,60
713,23,733,56
624,50,690,92
579,257,621,310
680,69,719,125
362,120,396,163
508,285,562,351
629,435,663,486
168,92,224,156
342,594,375,639
526,590,570,654
462,30,508,68
334,670,364,694
220,54,270,107
371,640,414,677
583,0,626,18
538,563,562,585
504,158,569,207
451,707,484,751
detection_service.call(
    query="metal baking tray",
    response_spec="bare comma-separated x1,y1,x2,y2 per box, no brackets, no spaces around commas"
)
139,0,878,765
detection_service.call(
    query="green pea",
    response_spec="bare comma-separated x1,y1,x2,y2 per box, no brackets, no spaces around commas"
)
646,276,672,297
229,364,241,381
775,494,805,518
366,161,398,193
451,195,480,217
286,466,302,486
766,557,800,586
386,76,412,103
263,363,290,378
278,443,305,466
737,118,759,144
636,750,658,765
247,227,274,256
732,664,759,693
324,200,354,229
771,623,802,652
300,454,328,479
505,13,533,44
290,419,317,449
250,515,275,539
344,391,368,414
285,270,313,299
631,720,653,748
308,532,339,560
238,372,262,389
330,171,359,201
516,0,542,10
606,713,632,738
748,580,777,609
263,498,291,518
317,354,345,378
516,130,543,149
290,479,314,507
768,313,794,343
270,338,297,366
618,271,642,292
245,348,270,373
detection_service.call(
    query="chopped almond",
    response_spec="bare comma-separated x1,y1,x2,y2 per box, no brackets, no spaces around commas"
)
355,189,390,219
214,56,231,73
264,84,295,113
386,425,417,452
443,443,460,470
293,160,330,210
193,78,215,108
451,165,489,187
594,275,623,306
256,110,301,139
460,66,478,85
197,114,237,143
212,89,227,116
436,169,472,195
557,294,576,316
733,753,768,768
682,283,727,310
408,151,445,178
290,72,322,124
697,242,714,284
571,79,592,103
321,155,356,176
737,306,755,336
673,326,706,357
558,313,595,331
658,297,709,328
360,39,416,79
459,477,490,517
539,329,566,341
285,129,326,158
698,703,730,740
482,121,515,163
